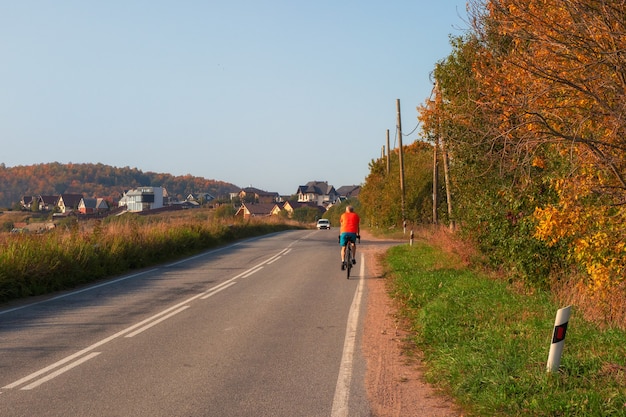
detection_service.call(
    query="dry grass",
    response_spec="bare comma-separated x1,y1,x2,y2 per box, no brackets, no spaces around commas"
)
552,276,626,331
0,209,302,302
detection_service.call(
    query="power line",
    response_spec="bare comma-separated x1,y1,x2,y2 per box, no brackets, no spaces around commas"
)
403,121,420,137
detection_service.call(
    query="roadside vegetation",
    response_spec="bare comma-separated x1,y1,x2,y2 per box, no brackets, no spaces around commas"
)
361,0,626,330
383,229,626,417
360,3,626,412
0,209,299,303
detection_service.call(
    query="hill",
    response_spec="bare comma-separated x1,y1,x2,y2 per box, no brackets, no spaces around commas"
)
0,162,240,207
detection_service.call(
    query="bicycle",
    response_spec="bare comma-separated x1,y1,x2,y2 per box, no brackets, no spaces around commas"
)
342,234,360,279
345,239,353,279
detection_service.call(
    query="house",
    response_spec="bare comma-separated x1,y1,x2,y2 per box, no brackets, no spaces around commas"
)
296,181,338,206
78,197,109,214
335,185,361,200
235,202,282,219
21,194,82,212
282,201,325,218
186,193,215,204
238,187,281,204
40,195,59,211
57,194,84,214
20,196,34,210
118,186,164,212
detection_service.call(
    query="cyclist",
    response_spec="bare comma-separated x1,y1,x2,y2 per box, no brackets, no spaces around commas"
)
339,205,360,270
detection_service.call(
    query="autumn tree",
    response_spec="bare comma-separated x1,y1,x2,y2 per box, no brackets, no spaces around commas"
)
418,0,626,299
473,0,626,294
418,32,562,286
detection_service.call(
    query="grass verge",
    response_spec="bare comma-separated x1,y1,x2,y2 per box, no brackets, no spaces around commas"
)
385,242,626,416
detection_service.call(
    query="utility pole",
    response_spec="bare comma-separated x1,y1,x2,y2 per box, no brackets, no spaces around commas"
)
435,80,454,230
432,94,439,225
386,129,391,175
396,99,406,224
442,126,454,230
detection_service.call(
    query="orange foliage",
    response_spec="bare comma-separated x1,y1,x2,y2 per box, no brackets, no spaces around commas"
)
0,162,239,207
471,0,626,295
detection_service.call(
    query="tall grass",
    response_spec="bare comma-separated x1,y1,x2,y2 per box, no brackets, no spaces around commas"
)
0,214,297,302
386,242,626,416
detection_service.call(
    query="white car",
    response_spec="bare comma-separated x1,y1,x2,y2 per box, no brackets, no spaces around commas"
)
316,219,331,230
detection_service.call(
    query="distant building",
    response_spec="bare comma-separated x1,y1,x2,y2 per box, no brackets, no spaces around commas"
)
238,187,281,204
235,202,282,219
78,197,109,214
57,194,84,214
296,181,338,206
335,185,361,200
119,187,164,212
186,192,215,204
282,201,325,218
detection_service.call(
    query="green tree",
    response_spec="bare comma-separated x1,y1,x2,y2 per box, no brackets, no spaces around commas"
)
292,207,320,223
214,204,236,219
360,142,435,229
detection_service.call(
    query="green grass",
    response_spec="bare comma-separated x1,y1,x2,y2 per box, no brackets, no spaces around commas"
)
386,243,626,416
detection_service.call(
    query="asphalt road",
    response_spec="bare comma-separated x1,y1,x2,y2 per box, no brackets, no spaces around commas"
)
0,229,371,417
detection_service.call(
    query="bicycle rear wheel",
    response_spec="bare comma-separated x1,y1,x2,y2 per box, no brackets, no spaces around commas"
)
346,245,352,279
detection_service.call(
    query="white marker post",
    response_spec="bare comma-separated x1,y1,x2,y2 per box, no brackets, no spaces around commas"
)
547,305,571,373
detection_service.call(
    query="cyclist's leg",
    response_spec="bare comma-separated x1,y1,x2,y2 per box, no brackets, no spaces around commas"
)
339,233,348,268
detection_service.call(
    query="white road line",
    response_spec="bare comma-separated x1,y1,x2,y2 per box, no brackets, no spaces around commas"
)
3,295,205,390
200,282,237,300
21,352,102,390
266,248,291,264
331,253,365,417
124,306,190,338
241,266,264,278
3,242,294,390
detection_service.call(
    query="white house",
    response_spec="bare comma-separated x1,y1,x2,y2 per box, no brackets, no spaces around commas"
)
119,187,164,212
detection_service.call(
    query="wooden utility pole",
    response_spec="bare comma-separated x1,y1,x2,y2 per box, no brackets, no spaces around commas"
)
435,80,454,230
432,90,439,225
396,99,406,223
433,131,438,225
442,129,454,230
387,129,391,175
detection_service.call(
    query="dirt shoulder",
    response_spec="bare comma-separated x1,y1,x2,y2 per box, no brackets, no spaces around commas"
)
359,231,463,417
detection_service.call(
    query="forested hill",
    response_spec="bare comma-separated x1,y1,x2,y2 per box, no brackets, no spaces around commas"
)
0,162,241,208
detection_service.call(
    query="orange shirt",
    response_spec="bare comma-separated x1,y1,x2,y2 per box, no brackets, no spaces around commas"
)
340,212,360,234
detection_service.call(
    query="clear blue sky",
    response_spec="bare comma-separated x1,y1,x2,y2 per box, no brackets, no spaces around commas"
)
1,1,468,195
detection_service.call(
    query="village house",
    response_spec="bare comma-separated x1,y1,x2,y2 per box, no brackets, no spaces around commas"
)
282,201,326,218
296,181,339,206
335,185,361,200
235,202,282,219
57,194,84,214
78,197,109,214
20,195,59,211
238,187,281,204
186,193,215,204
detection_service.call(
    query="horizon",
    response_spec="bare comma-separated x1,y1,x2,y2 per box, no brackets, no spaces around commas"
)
1,2,469,196
0,161,361,199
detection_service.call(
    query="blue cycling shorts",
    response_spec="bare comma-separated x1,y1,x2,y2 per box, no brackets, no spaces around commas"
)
340,232,357,247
